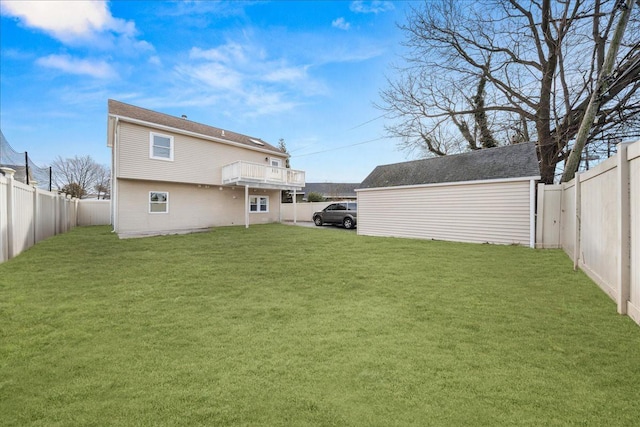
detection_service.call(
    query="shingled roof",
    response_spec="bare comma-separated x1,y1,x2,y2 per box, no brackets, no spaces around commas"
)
108,99,284,154
359,142,540,189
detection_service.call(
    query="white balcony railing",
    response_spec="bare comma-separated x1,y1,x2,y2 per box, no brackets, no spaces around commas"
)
222,161,305,189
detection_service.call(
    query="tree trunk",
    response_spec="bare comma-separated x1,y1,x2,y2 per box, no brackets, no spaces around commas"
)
537,140,558,184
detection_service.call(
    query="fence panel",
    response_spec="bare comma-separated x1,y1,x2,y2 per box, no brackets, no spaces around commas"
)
78,200,111,226
537,139,639,326
578,158,619,299
0,175,8,262
12,180,36,257
281,201,332,222
36,190,57,242
0,170,83,263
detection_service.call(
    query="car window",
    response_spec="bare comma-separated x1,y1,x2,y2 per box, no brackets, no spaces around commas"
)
348,203,357,210
325,204,337,211
336,203,347,210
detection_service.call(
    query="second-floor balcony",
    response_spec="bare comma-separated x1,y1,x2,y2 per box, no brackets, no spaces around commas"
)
222,161,305,190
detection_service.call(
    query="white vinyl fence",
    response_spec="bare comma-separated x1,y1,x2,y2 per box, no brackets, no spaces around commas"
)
281,201,332,222
536,140,640,326
1,168,111,263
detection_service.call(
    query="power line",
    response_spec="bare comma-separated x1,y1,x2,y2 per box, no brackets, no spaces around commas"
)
344,113,390,131
288,113,390,157
291,136,387,158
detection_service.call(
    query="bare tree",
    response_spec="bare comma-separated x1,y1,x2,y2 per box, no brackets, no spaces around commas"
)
379,0,640,183
51,155,110,199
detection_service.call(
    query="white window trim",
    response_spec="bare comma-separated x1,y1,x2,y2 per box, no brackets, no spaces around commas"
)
249,195,269,213
149,132,174,161
149,191,169,214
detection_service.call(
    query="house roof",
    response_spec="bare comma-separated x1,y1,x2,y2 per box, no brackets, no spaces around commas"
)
303,182,359,198
108,99,284,155
359,142,540,189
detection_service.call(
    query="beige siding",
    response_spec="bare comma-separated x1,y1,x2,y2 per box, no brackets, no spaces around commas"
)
629,143,640,323
116,122,286,185
115,179,281,233
357,180,533,246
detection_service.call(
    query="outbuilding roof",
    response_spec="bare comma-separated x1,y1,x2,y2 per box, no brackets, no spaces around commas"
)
359,142,540,189
108,99,284,155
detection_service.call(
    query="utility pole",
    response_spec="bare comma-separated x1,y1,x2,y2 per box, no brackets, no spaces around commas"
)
561,0,635,182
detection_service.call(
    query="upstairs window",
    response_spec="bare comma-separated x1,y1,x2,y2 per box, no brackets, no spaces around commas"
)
150,132,174,161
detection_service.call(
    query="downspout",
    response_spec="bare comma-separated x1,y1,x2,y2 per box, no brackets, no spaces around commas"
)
111,117,119,233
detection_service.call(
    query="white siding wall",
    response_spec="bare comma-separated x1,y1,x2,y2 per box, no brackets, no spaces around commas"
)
116,122,286,185
357,179,534,246
115,179,280,234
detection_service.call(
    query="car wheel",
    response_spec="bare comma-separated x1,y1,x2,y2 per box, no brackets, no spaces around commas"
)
343,217,354,229
314,216,323,226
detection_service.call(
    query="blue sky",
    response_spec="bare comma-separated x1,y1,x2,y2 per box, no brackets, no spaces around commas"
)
0,0,419,182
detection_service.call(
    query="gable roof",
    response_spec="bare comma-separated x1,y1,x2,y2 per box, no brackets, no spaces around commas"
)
302,182,359,198
108,99,284,155
359,142,540,189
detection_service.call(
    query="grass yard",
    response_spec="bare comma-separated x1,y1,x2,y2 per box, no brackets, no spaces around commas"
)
1,224,639,426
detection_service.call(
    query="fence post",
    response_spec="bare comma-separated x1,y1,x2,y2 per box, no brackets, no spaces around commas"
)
617,143,631,314
1,167,16,259
33,186,38,246
573,175,581,271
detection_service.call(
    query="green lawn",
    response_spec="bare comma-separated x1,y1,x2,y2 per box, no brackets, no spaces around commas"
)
1,225,639,426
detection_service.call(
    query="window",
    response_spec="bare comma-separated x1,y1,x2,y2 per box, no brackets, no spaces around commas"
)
150,132,174,161
149,191,168,213
250,196,269,213
270,158,282,168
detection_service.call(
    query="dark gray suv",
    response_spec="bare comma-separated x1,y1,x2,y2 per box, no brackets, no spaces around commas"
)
313,202,357,229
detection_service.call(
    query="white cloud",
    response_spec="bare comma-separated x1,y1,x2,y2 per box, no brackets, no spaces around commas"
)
189,44,249,65
1,0,137,44
36,54,116,79
176,62,243,91
263,65,309,83
350,1,395,14
332,17,351,31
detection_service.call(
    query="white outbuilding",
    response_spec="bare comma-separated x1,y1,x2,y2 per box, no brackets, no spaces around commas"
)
356,143,541,247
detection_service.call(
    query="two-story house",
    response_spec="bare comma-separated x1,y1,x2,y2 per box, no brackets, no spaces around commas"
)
107,99,305,236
